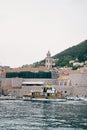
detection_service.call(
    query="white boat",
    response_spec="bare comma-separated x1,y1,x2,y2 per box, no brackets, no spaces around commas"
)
23,85,66,102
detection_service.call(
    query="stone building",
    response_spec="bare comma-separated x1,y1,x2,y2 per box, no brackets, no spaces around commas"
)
69,69,87,97
0,78,57,97
55,75,72,97
45,51,53,69
56,67,87,97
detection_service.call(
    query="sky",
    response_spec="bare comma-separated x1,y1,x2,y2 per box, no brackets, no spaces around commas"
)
0,0,87,67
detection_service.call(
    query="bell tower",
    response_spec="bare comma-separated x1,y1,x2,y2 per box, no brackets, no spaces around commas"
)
45,51,52,69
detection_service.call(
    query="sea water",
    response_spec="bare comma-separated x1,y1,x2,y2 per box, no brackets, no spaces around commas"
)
0,100,87,130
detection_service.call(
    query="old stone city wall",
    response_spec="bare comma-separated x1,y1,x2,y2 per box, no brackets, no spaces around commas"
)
0,72,87,97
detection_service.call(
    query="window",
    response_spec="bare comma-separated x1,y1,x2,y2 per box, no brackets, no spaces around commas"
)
64,82,67,86
65,91,67,93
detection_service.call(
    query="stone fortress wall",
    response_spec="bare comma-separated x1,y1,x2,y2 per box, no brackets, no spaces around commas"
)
0,71,87,98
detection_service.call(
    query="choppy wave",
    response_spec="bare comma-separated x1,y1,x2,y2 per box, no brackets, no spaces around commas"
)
0,100,87,130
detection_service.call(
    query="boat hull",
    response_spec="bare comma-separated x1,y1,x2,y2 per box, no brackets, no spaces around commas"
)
23,97,66,102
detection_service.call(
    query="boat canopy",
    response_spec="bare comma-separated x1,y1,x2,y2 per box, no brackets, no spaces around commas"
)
45,84,51,89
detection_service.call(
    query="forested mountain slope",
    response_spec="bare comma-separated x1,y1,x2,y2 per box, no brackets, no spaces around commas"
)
53,40,87,67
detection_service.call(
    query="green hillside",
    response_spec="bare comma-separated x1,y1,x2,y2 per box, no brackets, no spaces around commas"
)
35,40,87,67
53,40,87,67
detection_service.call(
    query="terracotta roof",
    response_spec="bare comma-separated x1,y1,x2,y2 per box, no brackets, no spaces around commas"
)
7,66,49,72
1,70,7,75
